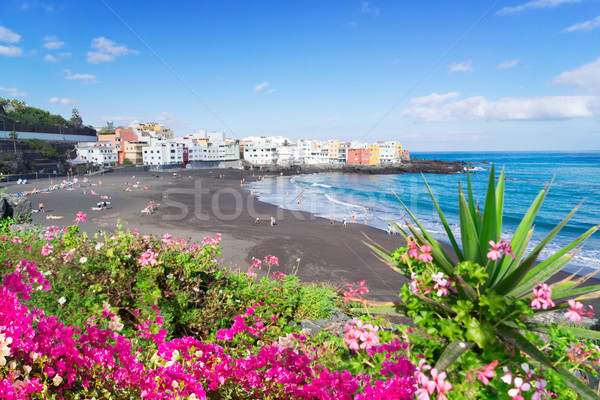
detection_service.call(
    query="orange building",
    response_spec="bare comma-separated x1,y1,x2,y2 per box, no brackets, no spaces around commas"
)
98,127,139,164
346,148,370,165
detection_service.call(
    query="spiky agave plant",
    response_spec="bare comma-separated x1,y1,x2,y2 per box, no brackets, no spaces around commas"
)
367,165,600,398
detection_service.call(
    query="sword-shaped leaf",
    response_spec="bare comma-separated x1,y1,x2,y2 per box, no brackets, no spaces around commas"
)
510,251,578,298
422,175,464,262
458,184,482,263
480,165,498,276
435,340,475,372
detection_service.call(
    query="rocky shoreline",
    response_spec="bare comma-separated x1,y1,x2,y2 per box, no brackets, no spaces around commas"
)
258,157,477,176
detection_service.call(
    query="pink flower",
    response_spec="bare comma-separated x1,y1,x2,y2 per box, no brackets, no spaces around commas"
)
108,315,124,331
565,299,593,323
477,360,498,385
407,237,420,258
75,212,87,222
263,255,279,266
41,244,54,256
418,246,433,264
508,377,531,399
500,239,515,259
139,250,158,266
272,271,286,280
161,233,172,244
11,236,22,244
487,240,502,261
530,283,555,310
251,257,262,269
246,268,256,278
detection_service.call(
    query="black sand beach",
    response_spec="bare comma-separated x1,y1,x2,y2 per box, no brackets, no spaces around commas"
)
4,167,598,311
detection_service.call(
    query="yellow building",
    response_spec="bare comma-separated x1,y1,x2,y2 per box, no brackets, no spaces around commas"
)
395,143,403,158
124,141,149,165
369,144,380,165
136,122,175,139
328,139,340,163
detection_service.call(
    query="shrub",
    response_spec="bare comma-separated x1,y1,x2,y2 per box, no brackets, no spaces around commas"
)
369,166,600,399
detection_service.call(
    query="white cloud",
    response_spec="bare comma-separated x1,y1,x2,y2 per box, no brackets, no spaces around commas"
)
44,52,71,62
498,59,520,69
87,37,138,64
0,26,21,43
450,60,473,73
553,57,600,94
325,117,339,123
42,35,65,49
563,16,600,32
254,82,269,92
267,88,277,94
49,97,75,105
403,92,596,121
64,69,98,84
0,87,27,97
361,2,380,16
0,45,23,57
498,0,581,15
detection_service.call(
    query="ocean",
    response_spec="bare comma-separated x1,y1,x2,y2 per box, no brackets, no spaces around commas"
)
249,152,600,274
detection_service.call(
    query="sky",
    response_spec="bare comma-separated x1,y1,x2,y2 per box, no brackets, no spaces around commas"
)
1,0,599,151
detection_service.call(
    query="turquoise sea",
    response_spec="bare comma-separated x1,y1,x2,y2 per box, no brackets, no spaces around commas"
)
249,152,600,274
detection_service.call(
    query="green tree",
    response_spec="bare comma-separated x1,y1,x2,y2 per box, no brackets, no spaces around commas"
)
70,108,83,128
9,131,18,153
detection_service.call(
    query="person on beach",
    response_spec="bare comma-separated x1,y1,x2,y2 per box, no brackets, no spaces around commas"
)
271,216,276,226
387,224,392,235
38,203,45,213
330,215,334,226
255,217,261,224
343,217,347,227
391,225,397,235
352,213,356,223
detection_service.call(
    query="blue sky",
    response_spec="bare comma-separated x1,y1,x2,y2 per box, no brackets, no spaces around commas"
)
1,0,599,151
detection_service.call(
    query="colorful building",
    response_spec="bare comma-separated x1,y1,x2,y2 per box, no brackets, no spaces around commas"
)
347,148,370,165
369,144,380,165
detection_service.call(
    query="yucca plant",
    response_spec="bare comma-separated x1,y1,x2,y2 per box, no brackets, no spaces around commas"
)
367,165,600,398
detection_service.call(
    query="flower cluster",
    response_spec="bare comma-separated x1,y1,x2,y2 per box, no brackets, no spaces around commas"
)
0,261,417,399
530,282,555,310
344,318,380,351
75,211,87,223
565,299,594,324
415,360,452,400
486,239,515,261
501,363,552,400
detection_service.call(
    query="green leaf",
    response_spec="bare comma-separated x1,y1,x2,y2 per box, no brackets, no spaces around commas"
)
510,251,577,298
525,322,600,340
434,340,474,371
421,175,464,263
555,364,600,400
500,179,554,278
466,164,479,234
495,168,505,238
493,246,545,295
480,165,498,276
393,192,455,266
465,318,495,348
458,184,482,263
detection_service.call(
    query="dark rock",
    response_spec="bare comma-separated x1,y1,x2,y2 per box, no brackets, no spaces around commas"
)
0,194,33,222
10,223,36,234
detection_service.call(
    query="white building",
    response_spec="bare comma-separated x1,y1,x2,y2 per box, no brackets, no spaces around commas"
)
72,141,118,167
142,140,184,166
243,145,278,165
378,141,400,164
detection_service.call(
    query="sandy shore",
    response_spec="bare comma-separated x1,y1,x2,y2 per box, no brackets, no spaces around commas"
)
4,166,598,311
4,168,409,303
